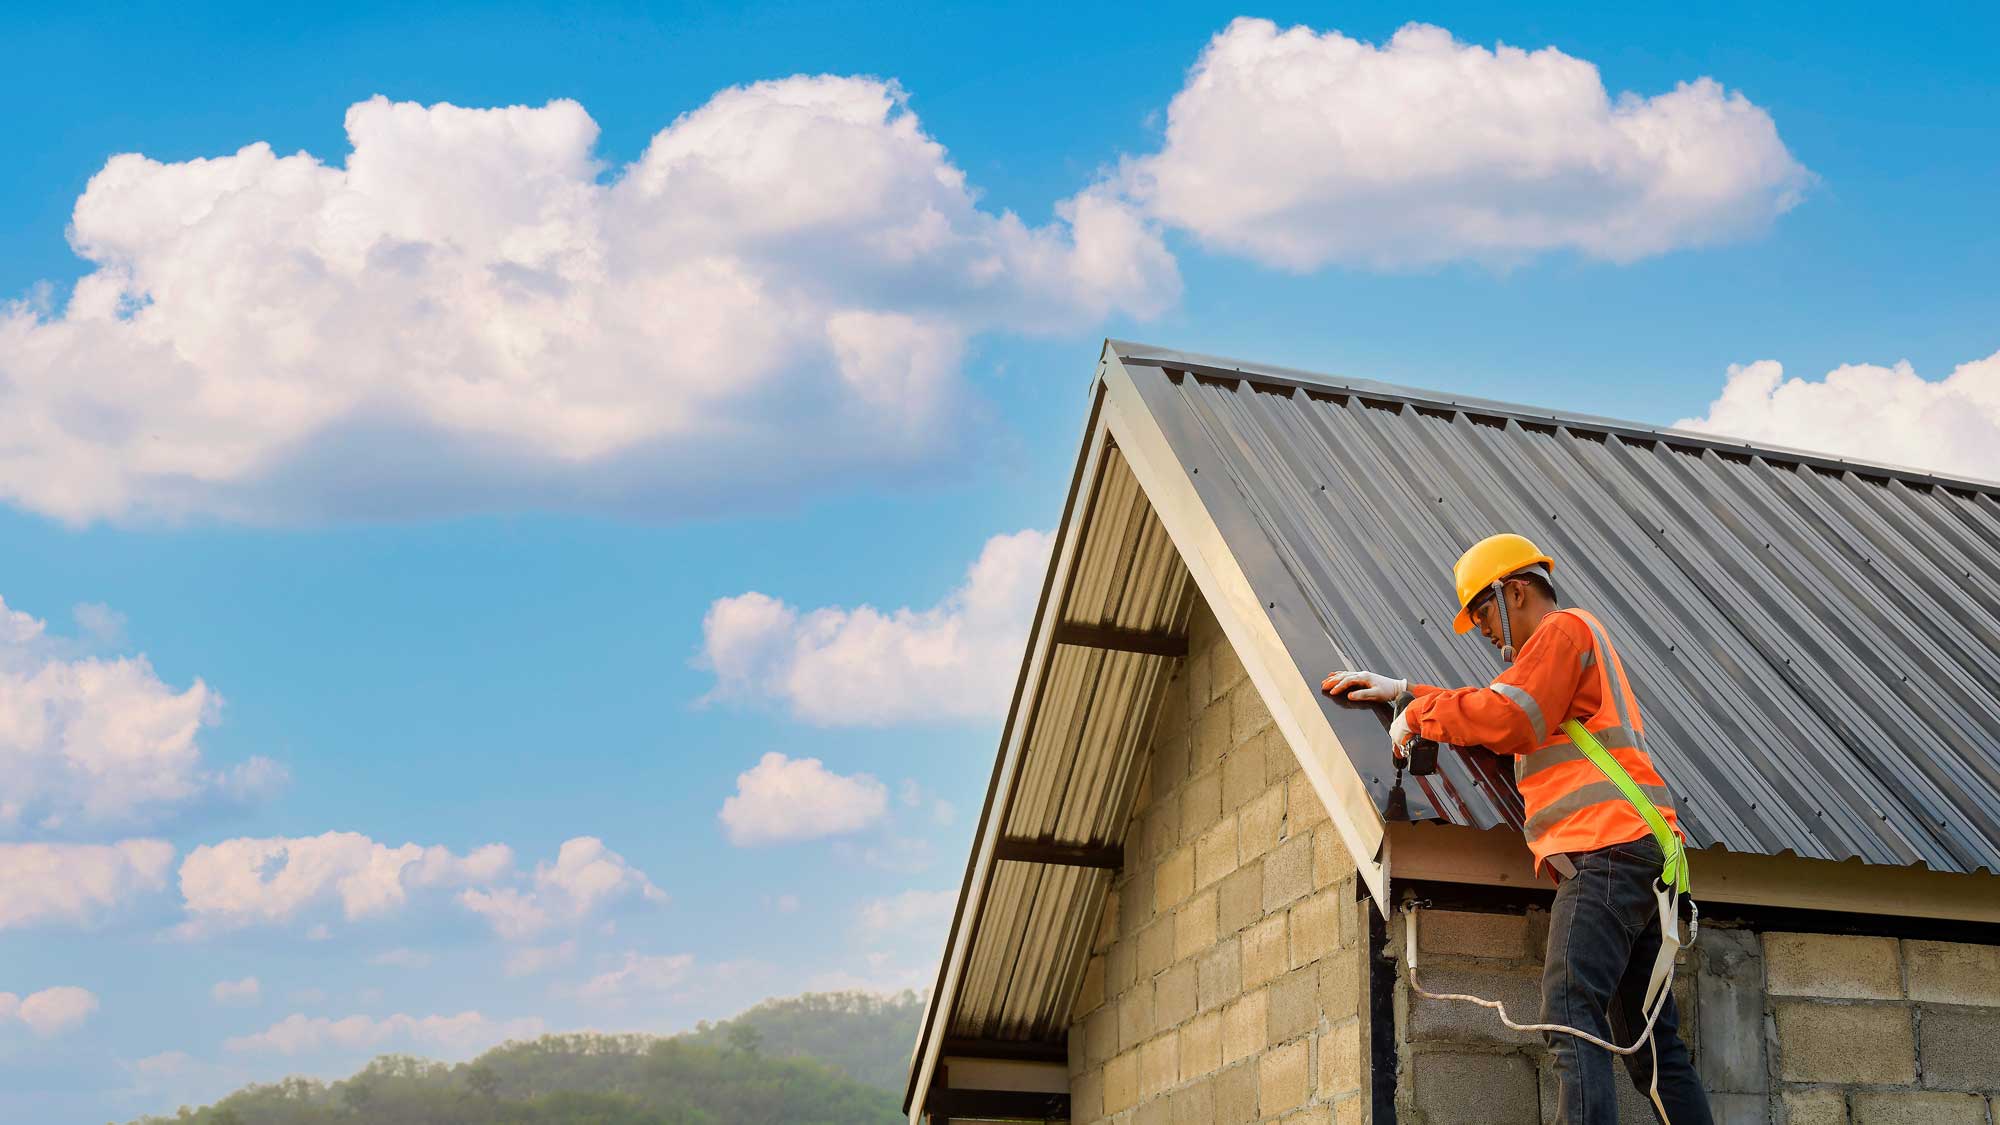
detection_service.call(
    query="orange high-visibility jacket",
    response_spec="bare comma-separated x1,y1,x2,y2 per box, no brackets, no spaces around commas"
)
1402,607,1680,876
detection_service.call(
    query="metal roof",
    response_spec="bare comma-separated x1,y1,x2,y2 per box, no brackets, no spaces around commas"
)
907,340,2000,1118
1111,340,2000,876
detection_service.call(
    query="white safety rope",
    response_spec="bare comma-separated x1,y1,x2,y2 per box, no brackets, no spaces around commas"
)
1401,892,1698,1123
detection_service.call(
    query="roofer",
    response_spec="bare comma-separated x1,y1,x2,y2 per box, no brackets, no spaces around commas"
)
1322,533,1715,1125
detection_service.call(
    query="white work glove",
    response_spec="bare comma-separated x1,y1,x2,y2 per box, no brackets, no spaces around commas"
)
1320,669,1407,703
1388,708,1416,760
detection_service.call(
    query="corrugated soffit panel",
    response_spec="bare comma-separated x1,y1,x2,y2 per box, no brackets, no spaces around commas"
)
1115,345,2000,876
950,448,1194,1044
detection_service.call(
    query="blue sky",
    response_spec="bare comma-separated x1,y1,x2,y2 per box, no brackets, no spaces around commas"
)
2,2,1997,1120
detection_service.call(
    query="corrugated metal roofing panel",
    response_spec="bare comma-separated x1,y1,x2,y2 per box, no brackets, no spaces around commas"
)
947,447,1193,1045
1112,342,2000,876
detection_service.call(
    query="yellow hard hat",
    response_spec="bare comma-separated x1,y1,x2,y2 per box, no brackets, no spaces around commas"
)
1451,533,1555,634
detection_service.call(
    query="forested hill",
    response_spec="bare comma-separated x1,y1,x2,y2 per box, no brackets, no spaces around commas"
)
129,991,927,1125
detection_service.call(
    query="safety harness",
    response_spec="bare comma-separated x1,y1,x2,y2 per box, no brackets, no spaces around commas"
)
1401,577,1696,1122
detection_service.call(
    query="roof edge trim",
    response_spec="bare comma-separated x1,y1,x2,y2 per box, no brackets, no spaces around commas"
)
1109,340,2000,498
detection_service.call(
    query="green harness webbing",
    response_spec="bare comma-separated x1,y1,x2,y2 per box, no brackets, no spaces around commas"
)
1560,718,1690,894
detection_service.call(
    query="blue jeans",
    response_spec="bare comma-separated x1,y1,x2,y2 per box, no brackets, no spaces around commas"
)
1542,837,1713,1124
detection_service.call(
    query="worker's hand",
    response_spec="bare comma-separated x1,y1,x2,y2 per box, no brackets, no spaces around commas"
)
1321,669,1406,702
1388,709,1416,760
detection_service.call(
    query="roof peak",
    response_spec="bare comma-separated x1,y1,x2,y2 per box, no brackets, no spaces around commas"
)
1105,339,2000,498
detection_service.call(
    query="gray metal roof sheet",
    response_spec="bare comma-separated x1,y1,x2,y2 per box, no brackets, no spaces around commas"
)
1111,340,2000,876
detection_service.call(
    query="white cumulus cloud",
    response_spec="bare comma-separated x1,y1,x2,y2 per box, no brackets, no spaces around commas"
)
224,1011,544,1056
576,951,696,1002
0,82,1175,525
0,986,99,1036
210,977,260,1006
1675,349,2000,481
459,836,664,940
719,753,890,846
856,889,956,937
0,840,174,929
1121,18,1809,269
700,528,1051,725
0,595,282,835
176,832,512,933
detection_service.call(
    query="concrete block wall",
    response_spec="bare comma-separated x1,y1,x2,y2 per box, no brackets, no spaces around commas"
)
1386,908,2000,1123
1067,599,1372,1125
1765,933,2000,1124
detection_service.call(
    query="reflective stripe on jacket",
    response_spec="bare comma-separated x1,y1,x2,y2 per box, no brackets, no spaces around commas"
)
1401,607,1680,877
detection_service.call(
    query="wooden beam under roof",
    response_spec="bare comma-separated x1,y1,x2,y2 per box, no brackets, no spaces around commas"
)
1051,622,1188,657
992,837,1123,870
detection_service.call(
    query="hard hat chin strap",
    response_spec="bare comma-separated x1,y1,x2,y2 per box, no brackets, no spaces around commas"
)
1493,579,1515,664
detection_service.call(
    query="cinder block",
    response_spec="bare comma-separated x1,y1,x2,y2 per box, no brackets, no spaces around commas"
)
1222,989,1268,1065
1197,937,1241,1012
1313,824,1354,889
1333,1095,1364,1125
1195,820,1239,889
1267,966,1318,1044
1156,961,1198,1030
1069,1024,1086,1077
1087,1002,1119,1063
1108,941,1136,997
1290,887,1343,969
1263,832,1314,913
1850,1090,1988,1125
1179,1010,1221,1079
1917,1004,2000,1090
1182,767,1223,837
1215,1060,1259,1124
1218,862,1264,935
1072,1066,1105,1120
1259,724,1298,784
1408,966,1541,1047
1412,1050,1537,1124
1229,680,1270,746
1213,635,1248,698
1781,1088,1848,1125
1136,1097,1170,1125
1415,908,1529,960
1904,939,2000,1007
1137,918,1174,980
1169,1074,1213,1125
1185,645,1213,713
1175,891,1217,963
1105,1050,1139,1114
1279,1107,1331,1125
1694,926,1766,1095
1240,786,1285,861
1708,1092,1768,1125
1121,869,1154,937
1318,1019,1362,1095
1287,770,1330,830
1096,888,1121,953
1120,986,1155,1052
1773,1000,1915,1084
1140,1033,1180,1099
1259,1037,1311,1115
1223,744,1264,811
1156,847,1195,913
1243,912,1290,988
1194,702,1231,770
1317,948,1362,1022
1142,800,1180,863
1765,933,1903,1000
1075,954,1106,1018
1155,728,1190,794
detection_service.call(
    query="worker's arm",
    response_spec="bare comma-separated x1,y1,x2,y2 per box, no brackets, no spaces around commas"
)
1401,614,1590,756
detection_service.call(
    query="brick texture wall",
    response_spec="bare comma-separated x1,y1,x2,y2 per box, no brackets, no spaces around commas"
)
1066,598,1371,1125
1390,907,2000,1123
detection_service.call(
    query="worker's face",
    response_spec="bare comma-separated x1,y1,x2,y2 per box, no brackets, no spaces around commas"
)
1470,581,1519,649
